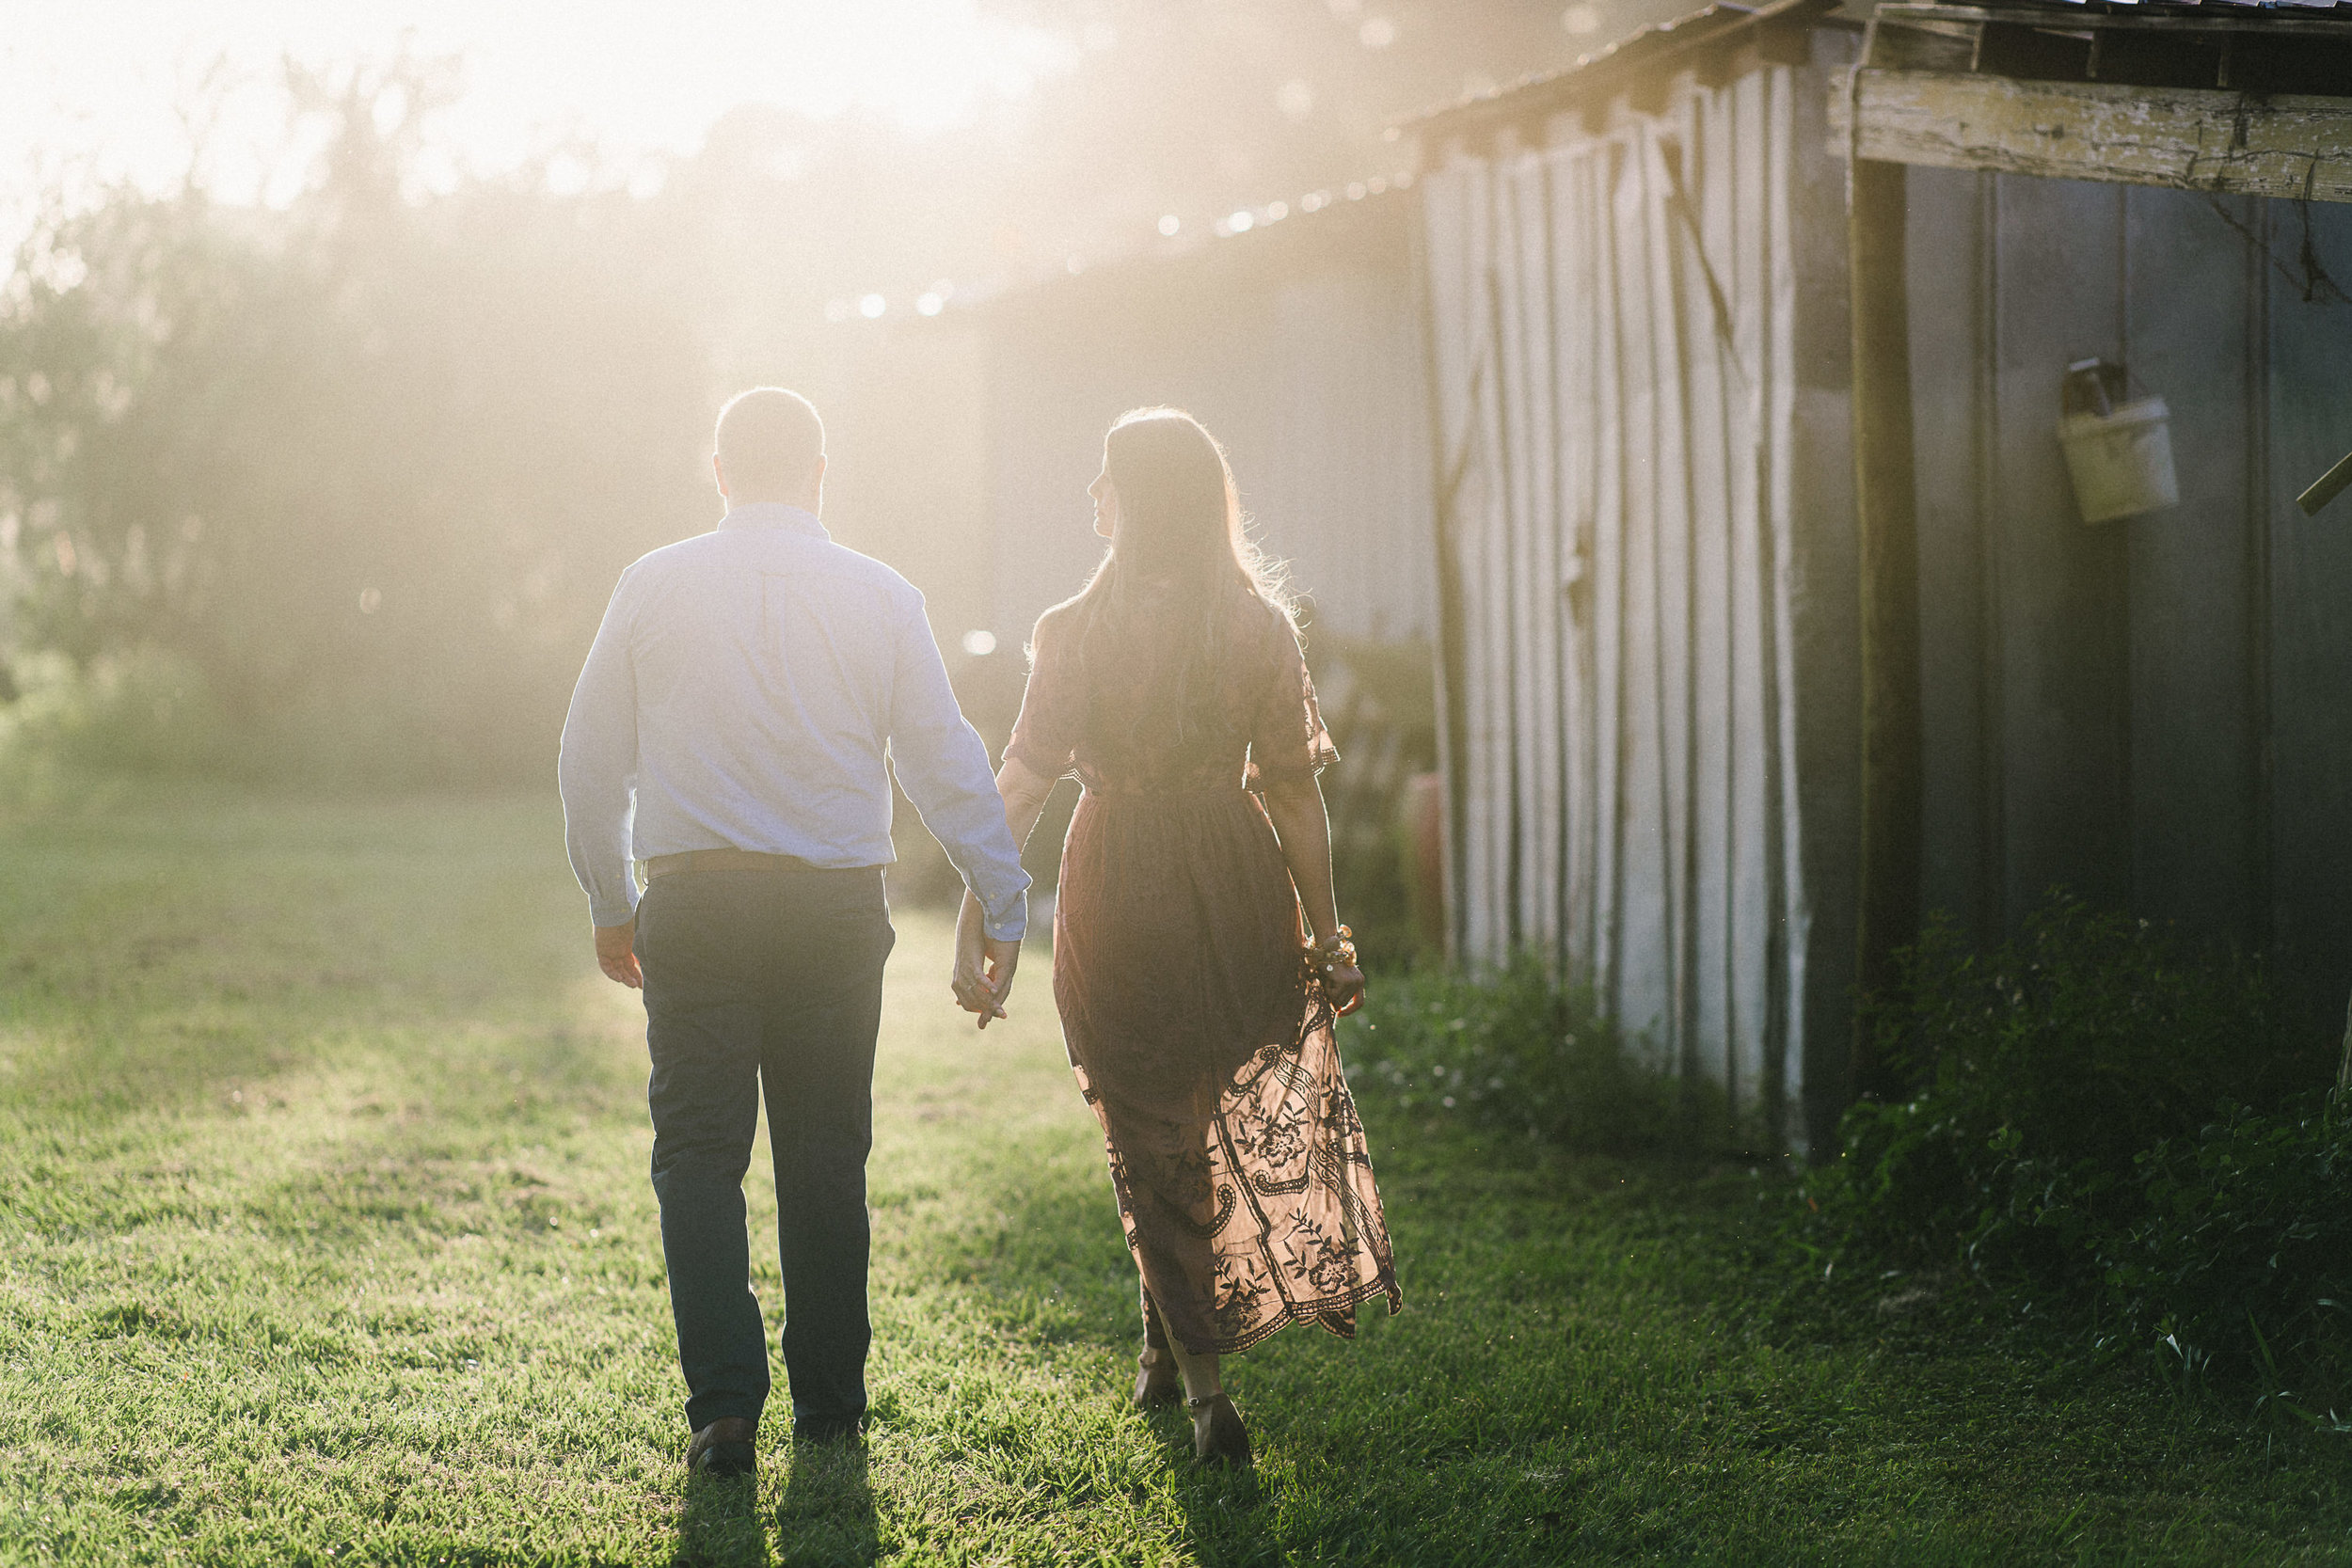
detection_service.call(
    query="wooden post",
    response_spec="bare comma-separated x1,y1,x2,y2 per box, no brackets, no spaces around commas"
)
2338,982,2349,1090
1849,155,1924,1102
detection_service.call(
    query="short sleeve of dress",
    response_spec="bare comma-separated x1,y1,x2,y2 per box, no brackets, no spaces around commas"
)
1004,610,1082,780
1247,612,1339,786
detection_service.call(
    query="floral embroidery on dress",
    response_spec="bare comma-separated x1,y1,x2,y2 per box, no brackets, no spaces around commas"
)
1238,1101,1310,1168
1212,1254,1273,1341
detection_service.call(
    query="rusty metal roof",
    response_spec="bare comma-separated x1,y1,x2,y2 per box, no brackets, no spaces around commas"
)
1404,0,1848,142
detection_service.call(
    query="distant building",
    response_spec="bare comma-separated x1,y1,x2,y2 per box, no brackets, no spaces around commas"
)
813,185,1441,924
955,187,1436,653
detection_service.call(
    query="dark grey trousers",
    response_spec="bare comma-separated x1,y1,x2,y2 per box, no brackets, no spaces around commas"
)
633,864,893,1436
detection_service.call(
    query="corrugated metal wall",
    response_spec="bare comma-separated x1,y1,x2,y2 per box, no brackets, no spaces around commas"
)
1906,170,2352,1033
977,196,1434,652
1421,58,1851,1138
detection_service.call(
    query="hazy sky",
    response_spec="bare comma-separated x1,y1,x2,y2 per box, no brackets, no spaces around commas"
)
0,1,1077,218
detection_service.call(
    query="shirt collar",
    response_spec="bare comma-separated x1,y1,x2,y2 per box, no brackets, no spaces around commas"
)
719,501,828,539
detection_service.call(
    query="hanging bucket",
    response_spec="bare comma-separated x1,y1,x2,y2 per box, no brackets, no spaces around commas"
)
2057,358,2179,524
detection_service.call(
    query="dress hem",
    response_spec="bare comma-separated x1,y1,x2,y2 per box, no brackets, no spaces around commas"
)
1168,1267,1406,1358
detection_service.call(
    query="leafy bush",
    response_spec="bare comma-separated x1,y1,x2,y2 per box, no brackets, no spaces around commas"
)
1340,955,1731,1156
2102,1092,2352,1414
1805,895,2346,1411
1817,899,2306,1275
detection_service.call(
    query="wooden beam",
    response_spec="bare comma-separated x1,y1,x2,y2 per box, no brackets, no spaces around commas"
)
1832,69,2352,205
2340,983,2350,1090
1890,3,2352,41
1849,156,1923,1104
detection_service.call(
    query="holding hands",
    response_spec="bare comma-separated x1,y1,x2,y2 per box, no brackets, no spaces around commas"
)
952,893,1021,1030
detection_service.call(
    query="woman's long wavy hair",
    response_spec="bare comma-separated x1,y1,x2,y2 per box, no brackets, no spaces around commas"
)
1063,407,1295,747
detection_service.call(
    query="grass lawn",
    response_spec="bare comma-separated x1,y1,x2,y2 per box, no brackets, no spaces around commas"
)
2,785,2347,1565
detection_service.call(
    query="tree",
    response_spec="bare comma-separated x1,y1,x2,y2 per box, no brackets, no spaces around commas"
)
0,57,712,782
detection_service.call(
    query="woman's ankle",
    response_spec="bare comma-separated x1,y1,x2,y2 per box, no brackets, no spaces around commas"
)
1171,1348,1222,1405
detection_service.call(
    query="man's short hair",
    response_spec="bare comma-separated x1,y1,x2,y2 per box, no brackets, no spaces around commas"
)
715,388,825,499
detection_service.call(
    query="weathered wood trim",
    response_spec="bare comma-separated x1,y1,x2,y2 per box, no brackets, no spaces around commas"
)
1891,4,2352,41
1849,156,1923,1104
1830,69,2352,205
2340,984,2350,1089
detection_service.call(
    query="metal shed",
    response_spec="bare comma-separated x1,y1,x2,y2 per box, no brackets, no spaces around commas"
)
1415,0,2352,1149
1841,0,2352,1077
1415,0,1862,1148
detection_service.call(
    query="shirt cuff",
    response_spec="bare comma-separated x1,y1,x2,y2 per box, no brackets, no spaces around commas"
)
980,886,1029,943
589,889,640,928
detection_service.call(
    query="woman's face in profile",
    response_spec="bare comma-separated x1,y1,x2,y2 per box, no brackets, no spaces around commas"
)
1089,463,1119,540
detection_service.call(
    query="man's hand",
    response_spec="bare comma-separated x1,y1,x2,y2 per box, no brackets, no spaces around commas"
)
595,919,642,989
953,935,1021,1029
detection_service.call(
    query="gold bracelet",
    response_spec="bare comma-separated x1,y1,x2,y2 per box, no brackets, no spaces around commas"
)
1307,925,1358,972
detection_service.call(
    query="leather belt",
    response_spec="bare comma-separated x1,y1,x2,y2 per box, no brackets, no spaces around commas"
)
644,848,879,879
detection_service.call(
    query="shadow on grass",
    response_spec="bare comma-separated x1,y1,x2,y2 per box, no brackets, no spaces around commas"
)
672,1470,768,1568
775,1440,877,1568
947,1138,1356,1562
666,1443,876,1568
946,1134,1140,1361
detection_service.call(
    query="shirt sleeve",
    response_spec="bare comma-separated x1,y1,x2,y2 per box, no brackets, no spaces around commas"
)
1248,610,1339,787
558,569,643,927
886,590,1032,942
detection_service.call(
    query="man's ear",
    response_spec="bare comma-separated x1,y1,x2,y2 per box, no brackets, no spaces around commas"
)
712,451,729,499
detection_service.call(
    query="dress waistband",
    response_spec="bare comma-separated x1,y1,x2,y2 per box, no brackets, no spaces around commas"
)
1077,779,1251,801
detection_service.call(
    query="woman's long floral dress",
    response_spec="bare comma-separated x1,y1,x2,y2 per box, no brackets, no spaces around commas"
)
1006,587,1403,1354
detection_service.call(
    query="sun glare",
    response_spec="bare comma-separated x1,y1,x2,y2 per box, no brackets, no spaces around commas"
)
0,0,1079,218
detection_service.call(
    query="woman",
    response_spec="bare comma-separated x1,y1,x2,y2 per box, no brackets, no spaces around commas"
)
952,407,1402,1468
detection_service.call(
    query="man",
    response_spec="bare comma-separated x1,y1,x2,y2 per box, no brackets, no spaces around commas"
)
558,387,1026,1479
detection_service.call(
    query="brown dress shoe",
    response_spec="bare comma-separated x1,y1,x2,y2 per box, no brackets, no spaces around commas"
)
687,1416,758,1478
1188,1393,1251,1469
1133,1347,1181,1410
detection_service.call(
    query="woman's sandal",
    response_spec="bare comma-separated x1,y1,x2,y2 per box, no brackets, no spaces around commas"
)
1133,1349,1182,1410
1188,1392,1252,1469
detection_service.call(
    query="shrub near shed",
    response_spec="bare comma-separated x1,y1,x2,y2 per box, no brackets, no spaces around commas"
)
1804,896,2349,1417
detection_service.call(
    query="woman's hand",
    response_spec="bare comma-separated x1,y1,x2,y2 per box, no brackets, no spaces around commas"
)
1320,962,1366,1018
1305,923,1364,1017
